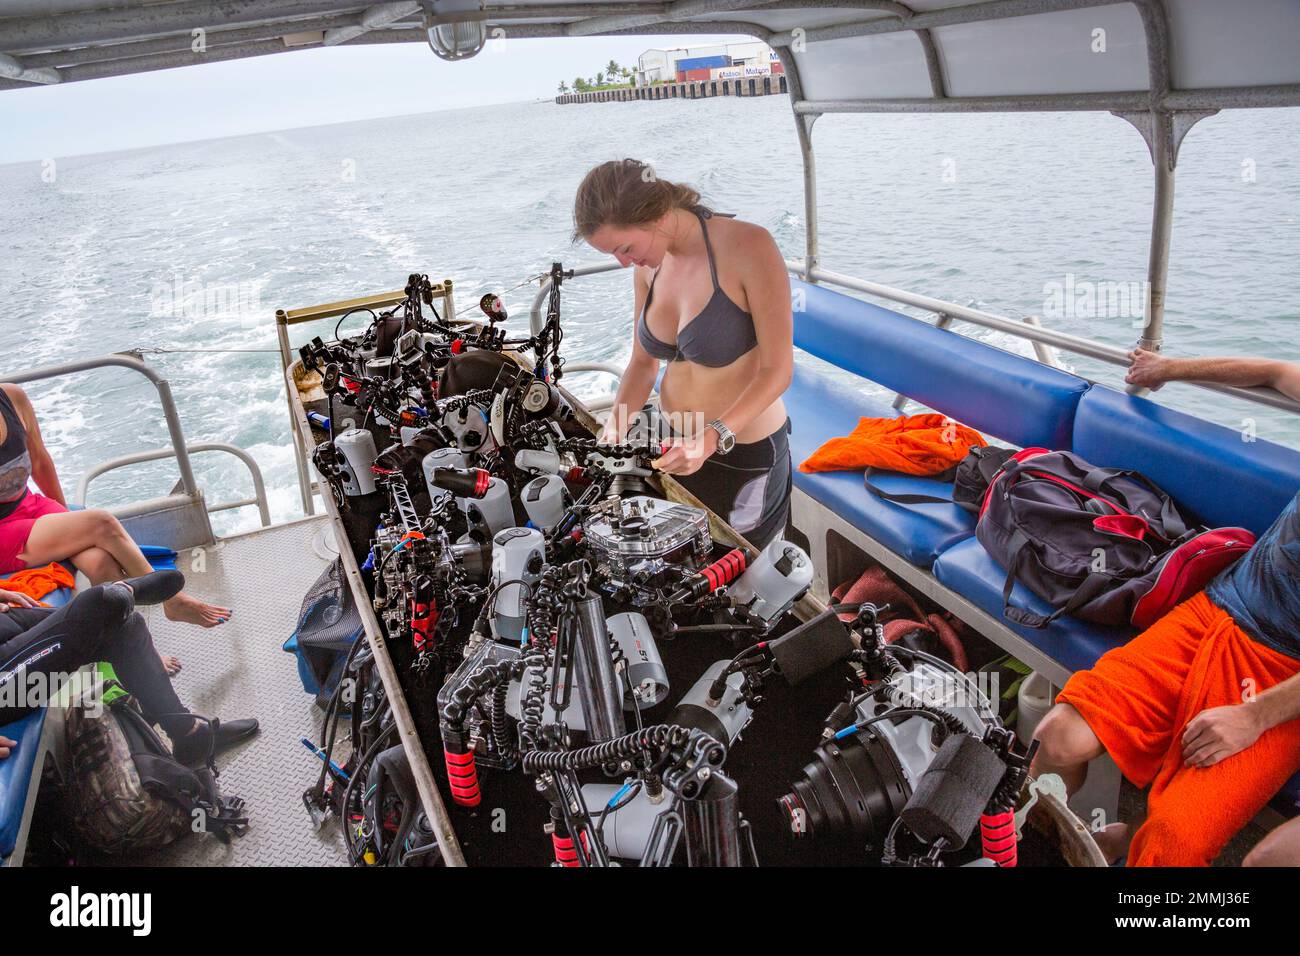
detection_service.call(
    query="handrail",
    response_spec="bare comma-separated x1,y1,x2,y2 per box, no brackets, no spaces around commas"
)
0,352,200,496
558,361,626,413
528,256,1299,416
75,442,272,528
529,260,623,337
787,260,1300,416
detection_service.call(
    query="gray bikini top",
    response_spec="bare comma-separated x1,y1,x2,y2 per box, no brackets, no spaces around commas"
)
636,207,759,368
0,389,31,514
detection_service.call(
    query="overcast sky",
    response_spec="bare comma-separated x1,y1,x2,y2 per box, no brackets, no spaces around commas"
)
0,34,747,164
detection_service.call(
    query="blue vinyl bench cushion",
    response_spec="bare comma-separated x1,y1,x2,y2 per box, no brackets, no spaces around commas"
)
786,364,977,566
932,536,1134,674
792,279,1089,450
0,709,47,859
1072,385,1300,537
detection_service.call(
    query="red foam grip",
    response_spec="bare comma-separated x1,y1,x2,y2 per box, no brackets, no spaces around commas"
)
701,548,747,593
444,748,482,807
551,831,589,867
980,811,1018,866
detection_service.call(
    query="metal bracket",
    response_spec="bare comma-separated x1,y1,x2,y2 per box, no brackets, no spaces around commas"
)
1112,108,1218,170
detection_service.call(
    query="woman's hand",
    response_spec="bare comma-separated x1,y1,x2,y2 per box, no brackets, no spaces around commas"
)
0,589,39,611
597,419,624,446
0,736,15,760
652,428,719,476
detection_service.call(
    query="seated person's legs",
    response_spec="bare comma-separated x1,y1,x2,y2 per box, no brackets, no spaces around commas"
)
0,574,256,765
1244,816,1300,867
16,508,231,629
1031,702,1104,794
1036,591,1300,866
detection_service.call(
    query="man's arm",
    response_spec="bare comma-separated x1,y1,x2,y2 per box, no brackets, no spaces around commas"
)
1126,348,1300,402
1181,669,1300,768
1,384,66,507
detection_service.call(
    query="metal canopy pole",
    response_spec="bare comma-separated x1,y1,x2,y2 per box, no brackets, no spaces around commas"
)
1140,120,1174,353
768,38,820,283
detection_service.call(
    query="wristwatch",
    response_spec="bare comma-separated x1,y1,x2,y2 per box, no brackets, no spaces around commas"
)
707,419,736,455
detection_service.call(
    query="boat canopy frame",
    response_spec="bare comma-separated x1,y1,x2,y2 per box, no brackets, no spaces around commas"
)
3,0,1299,405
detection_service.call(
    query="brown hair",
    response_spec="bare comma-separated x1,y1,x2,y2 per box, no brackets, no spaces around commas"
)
571,158,712,242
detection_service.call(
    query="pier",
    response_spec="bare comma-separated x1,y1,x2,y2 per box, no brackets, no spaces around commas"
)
556,74,788,104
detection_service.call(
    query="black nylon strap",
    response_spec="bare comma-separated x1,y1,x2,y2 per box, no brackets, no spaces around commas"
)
862,466,958,506
1000,529,1117,629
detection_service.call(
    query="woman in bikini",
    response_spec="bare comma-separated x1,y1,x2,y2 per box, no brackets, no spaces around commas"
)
572,159,794,549
0,383,231,674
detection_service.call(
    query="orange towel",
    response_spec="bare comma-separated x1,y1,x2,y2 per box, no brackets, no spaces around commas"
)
0,561,76,605
798,413,986,476
1058,591,1300,866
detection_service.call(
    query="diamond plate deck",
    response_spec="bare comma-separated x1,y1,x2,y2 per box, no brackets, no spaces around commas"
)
117,516,348,866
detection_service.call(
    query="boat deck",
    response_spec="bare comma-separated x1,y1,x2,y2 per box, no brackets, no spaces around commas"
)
112,515,346,866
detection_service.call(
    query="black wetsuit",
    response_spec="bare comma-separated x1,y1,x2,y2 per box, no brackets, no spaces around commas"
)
0,582,189,735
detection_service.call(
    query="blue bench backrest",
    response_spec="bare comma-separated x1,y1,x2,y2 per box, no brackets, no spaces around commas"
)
1073,385,1300,537
792,279,1088,450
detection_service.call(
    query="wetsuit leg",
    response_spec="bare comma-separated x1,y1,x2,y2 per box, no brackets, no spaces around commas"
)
0,583,190,735
676,418,793,550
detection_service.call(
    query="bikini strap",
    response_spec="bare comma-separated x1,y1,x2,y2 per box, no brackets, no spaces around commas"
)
692,207,721,291
639,265,661,324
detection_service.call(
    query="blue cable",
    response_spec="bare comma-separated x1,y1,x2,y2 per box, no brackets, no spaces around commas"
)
607,782,633,808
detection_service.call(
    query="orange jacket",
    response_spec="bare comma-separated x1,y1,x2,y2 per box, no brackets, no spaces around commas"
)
799,413,986,476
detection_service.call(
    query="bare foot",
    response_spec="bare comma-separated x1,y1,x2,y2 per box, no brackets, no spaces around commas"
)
163,592,231,629
159,652,182,677
1093,822,1132,865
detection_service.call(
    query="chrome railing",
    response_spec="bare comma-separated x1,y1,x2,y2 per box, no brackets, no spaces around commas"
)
1,353,199,495
793,261,1300,416
528,257,1300,416
75,442,271,527
0,352,273,536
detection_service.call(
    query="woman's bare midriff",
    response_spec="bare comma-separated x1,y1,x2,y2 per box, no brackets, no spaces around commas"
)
659,352,787,445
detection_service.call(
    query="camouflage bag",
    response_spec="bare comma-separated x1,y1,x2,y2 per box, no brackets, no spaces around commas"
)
66,694,248,854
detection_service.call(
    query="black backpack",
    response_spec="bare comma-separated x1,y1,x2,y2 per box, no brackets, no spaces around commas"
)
67,693,249,854
975,449,1254,629
865,445,1018,515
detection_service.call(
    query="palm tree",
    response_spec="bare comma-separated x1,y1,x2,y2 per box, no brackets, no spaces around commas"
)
558,81,569,94
606,59,621,80
594,71,605,86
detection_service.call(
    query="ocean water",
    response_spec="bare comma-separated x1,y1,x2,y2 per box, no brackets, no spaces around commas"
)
0,97,1296,535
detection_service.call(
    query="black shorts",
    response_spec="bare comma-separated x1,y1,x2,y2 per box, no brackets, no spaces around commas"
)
672,417,793,550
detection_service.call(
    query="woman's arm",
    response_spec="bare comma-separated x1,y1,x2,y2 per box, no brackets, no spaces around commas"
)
599,266,662,443
2,384,66,507
713,227,794,437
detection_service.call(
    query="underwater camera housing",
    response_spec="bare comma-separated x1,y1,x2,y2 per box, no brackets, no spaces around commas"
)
581,495,712,604
777,660,997,854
